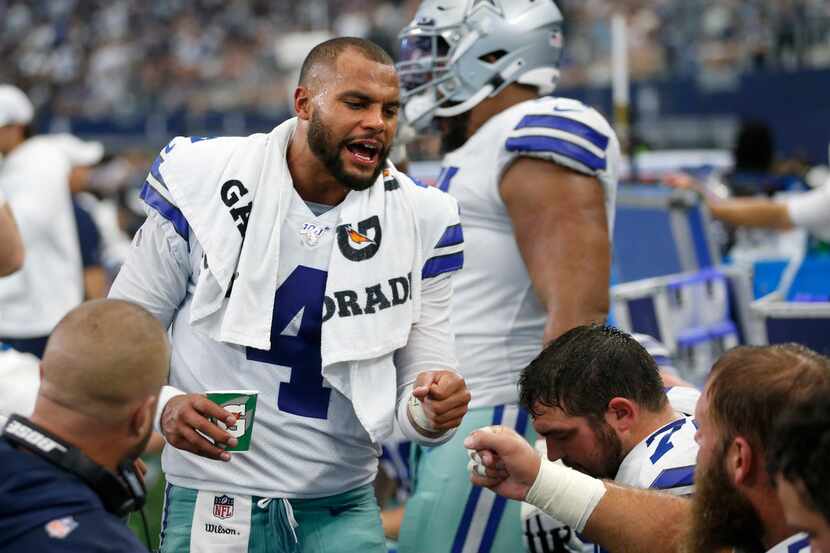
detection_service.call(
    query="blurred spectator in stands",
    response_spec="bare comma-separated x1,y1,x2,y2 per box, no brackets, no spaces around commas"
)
87,150,152,275
0,85,83,359
2,0,826,123
50,134,109,299
665,120,828,264
0,344,39,420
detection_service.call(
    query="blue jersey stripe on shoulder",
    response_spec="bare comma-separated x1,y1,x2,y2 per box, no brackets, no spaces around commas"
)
788,536,810,553
422,252,463,279
649,465,695,490
149,154,168,189
515,114,610,150
505,135,606,172
140,182,189,241
435,223,464,248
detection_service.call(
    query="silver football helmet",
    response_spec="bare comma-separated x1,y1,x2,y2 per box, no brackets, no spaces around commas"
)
397,0,564,129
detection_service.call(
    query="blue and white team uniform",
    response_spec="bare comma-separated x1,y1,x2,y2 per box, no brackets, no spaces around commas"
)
398,95,620,553
110,122,464,553
768,533,811,553
522,387,701,553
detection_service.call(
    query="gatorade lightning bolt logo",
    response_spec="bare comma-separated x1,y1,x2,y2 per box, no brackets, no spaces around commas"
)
337,216,382,261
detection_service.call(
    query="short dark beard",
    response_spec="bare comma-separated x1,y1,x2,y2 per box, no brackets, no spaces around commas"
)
591,419,625,479
438,111,471,154
686,440,766,553
307,110,389,191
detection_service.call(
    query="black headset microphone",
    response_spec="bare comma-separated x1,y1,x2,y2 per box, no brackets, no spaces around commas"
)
2,414,153,546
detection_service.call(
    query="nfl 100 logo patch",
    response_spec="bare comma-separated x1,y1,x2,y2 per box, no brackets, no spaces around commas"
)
213,494,235,519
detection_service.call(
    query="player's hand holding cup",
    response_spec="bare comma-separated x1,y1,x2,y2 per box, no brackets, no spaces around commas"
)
161,393,242,462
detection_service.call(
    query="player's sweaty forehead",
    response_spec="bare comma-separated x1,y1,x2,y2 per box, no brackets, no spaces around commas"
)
307,48,400,104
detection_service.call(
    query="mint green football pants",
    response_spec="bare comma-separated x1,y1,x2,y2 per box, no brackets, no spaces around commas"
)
160,483,385,553
398,404,534,553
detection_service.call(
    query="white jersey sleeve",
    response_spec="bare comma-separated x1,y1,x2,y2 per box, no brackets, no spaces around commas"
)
109,143,194,326
394,172,463,380
786,183,830,242
109,208,191,329
495,97,620,182
393,173,464,445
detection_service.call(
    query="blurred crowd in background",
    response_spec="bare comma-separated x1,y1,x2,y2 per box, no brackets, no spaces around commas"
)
560,0,830,84
2,0,829,122
1,0,829,300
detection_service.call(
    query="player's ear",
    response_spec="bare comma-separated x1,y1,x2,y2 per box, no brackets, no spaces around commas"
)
294,86,313,120
130,395,156,438
605,397,637,432
728,435,756,487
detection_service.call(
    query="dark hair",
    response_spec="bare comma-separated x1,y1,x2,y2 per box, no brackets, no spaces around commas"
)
519,324,667,418
768,396,830,522
298,37,394,87
733,120,774,173
707,344,830,455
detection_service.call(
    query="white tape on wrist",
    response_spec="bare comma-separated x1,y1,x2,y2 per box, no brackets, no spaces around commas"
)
408,394,436,432
466,448,486,476
525,458,608,532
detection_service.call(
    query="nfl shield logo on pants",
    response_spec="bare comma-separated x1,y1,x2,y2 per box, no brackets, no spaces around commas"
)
213,495,234,519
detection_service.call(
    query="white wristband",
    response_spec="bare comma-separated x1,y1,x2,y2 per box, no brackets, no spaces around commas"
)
153,385,186,433
525,458,608,532
396,383,455,445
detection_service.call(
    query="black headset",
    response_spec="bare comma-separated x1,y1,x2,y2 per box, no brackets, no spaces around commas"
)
1,414,146,518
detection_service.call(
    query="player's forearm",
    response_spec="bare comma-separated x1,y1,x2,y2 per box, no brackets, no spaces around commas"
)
0,203,24,276
581,482,691,553
708,197,793,230
539,240,610,343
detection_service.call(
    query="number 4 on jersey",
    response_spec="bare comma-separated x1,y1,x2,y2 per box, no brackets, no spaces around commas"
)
246,266,331,419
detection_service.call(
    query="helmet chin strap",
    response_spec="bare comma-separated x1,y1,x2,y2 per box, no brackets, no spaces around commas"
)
435,84,494,118
404,92,440,130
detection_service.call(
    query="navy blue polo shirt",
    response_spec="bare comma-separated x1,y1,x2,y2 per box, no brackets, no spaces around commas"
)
0,437,147,552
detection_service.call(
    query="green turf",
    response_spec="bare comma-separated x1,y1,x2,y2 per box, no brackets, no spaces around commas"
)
129,454,166,552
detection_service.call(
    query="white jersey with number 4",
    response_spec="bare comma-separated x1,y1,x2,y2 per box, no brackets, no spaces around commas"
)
522,387,700,553
110,145,462,499
436,96,621,408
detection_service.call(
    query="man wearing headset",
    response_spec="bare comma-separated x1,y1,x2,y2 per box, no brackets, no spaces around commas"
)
0,299,169,552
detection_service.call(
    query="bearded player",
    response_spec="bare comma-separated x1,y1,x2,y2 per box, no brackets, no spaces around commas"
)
111,37,470,553
395,1,620,551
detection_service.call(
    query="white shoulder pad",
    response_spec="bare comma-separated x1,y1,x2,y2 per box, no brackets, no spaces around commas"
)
499,96,617,177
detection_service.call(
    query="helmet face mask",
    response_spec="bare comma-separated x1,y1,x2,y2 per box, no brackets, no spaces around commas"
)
397,19,462,128
397,0,565,130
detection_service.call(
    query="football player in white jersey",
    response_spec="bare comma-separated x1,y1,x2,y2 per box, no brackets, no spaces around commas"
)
466,344,829,553
517,325,699,553
395,1,620,551
110,38,471,553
